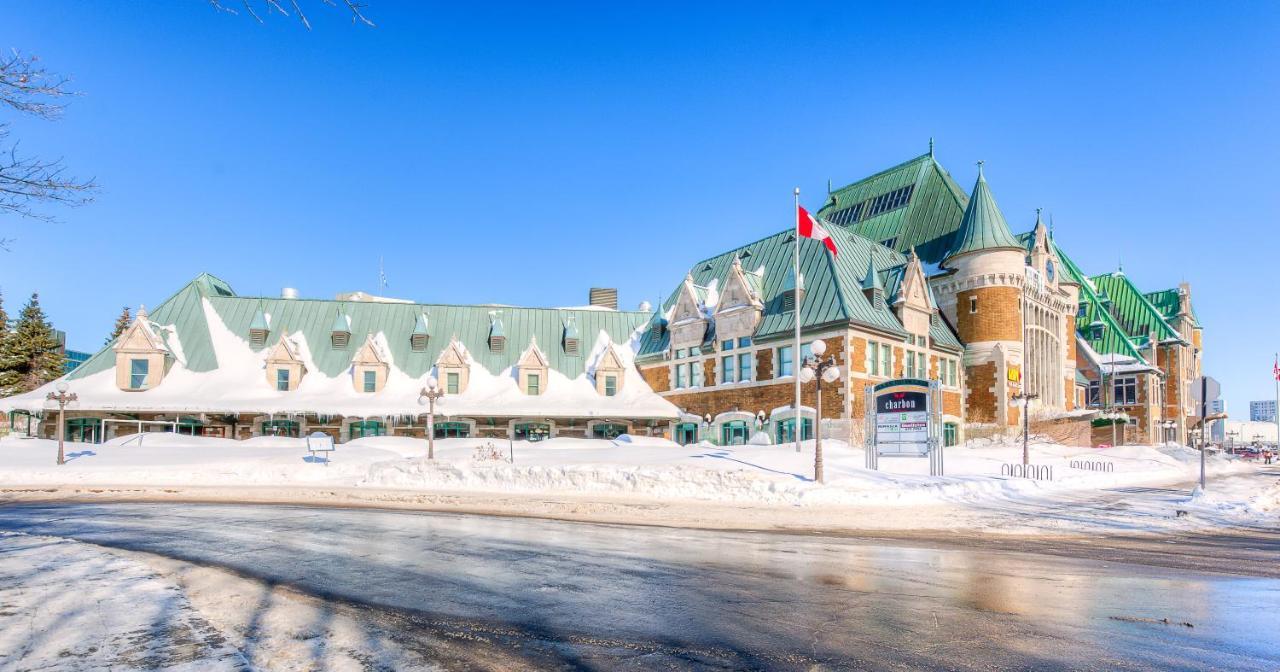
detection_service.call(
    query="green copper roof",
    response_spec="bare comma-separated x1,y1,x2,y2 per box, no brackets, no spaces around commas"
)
68,275,651,381
861,255,883,292
817,152,969,264
1089,272,1183,345
944,167,1023,261
636,224,964,359
1144,288,1199,325
1053,244,1145,360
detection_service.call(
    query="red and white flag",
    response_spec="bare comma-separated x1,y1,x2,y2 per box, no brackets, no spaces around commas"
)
797,205,838,256
1273,354,1279,381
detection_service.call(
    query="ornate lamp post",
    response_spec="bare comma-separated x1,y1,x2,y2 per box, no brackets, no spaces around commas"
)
1012,392,1038,465
799,339,841,484
45,381,78,466
418,377,445,461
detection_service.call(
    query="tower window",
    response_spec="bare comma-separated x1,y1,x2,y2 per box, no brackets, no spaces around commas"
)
969,296,978,314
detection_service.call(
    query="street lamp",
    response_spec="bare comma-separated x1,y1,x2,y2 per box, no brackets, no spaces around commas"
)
45,381,78,466
1011,391,1038,466
799,339,841,484
418,377,445,461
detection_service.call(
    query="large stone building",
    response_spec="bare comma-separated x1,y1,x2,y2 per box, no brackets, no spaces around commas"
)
638,149,1203,446
1,274,678,442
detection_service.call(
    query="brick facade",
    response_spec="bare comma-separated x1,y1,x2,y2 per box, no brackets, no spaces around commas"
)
965,361,998,424
955,286,1022,342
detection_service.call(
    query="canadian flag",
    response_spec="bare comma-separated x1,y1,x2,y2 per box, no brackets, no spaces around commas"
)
1274,354,1279,382
797,205,838,256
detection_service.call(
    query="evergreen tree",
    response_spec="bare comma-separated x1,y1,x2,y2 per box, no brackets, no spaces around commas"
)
107,306,132,345
0,292,63,395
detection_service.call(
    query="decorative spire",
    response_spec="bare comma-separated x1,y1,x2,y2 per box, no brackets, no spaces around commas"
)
137,304,148,320
944,163,1023,261
929,137,935,157
861,255,882,291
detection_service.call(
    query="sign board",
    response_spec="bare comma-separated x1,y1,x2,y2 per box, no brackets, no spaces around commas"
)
306,431,335,453
873,378,932,456
1007,366,1022,383
1190,376,1220,407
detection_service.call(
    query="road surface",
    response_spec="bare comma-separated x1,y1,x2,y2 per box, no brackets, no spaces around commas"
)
1,502,1277,670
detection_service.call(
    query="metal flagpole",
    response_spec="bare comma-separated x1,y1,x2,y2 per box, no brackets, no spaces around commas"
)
794,187,802,454
1274,353,1278,455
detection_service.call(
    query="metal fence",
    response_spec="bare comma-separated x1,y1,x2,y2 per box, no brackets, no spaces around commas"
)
1001,463,1054,481
1069,460,1115,473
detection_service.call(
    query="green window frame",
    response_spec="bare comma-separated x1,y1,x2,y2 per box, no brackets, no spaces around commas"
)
721,340,734,351
261,419,300,438
775,417,813,444
738,352,752,383
604,375,617,396
737,337,752,348
777,346,793,377
276,368,290,391
721,421,749,446
348,420,385,440
362,370,377,393
674,422,699,446
434,421,470,439
514,422,551,442
592,423,627,439
943,423,958,447
674,365,686,389
446,372,459,394
527,373,540,395
721,355,735,384
129,358,149,389
65,417,103,444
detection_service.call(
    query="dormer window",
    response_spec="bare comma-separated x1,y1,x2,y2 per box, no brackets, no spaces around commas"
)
516,337,550,396
1090,324,1104,340
330,308,351,349
113,306,170,392
129,359,149,390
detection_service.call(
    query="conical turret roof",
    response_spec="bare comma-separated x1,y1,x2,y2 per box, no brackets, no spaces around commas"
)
861,255,883,292
945,165,1022,260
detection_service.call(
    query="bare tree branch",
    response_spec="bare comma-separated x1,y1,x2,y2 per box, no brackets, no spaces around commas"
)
209,0,374,29
0,50,77,120
0,126,95,222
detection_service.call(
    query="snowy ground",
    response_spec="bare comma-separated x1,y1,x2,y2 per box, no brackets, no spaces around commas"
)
0,433,1270,534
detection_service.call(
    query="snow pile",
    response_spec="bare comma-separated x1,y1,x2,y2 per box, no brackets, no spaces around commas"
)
1186,479,1280,519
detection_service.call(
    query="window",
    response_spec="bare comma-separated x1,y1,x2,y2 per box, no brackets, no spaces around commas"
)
866,342,879,376
800,342,813,364
514,422,551,442
446,372,459,394
348,420,385,440
948,360,958,387
690,362,703,387
721,421,749,446
527,373,541,395
1087,381,1101,406
262,419,300,438
943,423,958,447
738,353,752,382
676,348,688,359
880,236,898,250
276,368,289,391
129,359,149,389
363,370,377,393
969,296,978,314
592,423,627,439
689,346,702,357
737,337,752,348
775,418,813,444
434,422,470,439
675,365,686,389
1113,376,1137,405
1077,303,1087,317
604,375,618,396
675,422,699,446
906,351,917,378
777,345,794,377
881,346,893,378
1090,324,1104,340
720,340,733,352
721,356,735,384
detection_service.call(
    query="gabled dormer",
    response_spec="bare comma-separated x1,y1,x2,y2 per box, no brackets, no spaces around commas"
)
780,267,804,312
592,342,626,397
330,307,351,349
714,258,764,342
862,255,885,309
488,311,506,353
436,337,470,394
410,312,430,352
516,336,550,395
668,274,709,351
562,315,581,356
1026,209,1060,290
265,331,305,391
351,334,389,393
893,249,934,336
113,305,170,391
249,302,270,348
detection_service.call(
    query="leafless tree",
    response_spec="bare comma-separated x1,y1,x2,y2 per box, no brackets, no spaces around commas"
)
0,51,95,247
208,0,375,29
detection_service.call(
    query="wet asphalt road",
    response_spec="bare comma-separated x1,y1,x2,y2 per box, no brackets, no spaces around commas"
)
1,502,1278,671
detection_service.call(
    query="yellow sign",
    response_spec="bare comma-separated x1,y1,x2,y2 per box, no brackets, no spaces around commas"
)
1007,366,1022,383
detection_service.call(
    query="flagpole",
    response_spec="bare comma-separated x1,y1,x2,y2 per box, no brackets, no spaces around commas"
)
1274,353,1278,453
794,187,802,454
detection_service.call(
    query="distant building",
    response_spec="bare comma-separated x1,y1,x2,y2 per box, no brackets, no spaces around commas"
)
52,329,93,374
1249,400,1276,423
1210,399,1226,442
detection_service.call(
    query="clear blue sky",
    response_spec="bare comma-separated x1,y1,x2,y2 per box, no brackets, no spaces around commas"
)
4,2,1278,414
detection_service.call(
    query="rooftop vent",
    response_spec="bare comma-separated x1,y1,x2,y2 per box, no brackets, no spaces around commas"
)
281,287,299,300
589,287,618,311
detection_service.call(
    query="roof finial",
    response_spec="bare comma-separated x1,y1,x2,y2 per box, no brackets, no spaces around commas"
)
975,159,985,177
1049,213,1055,239
826,178,832,194
929,137,935,157
1118,256,1124,274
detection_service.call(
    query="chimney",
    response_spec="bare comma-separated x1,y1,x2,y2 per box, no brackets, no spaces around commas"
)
589,287,618,310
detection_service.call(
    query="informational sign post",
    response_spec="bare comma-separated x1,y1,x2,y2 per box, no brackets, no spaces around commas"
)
865,378,943,475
